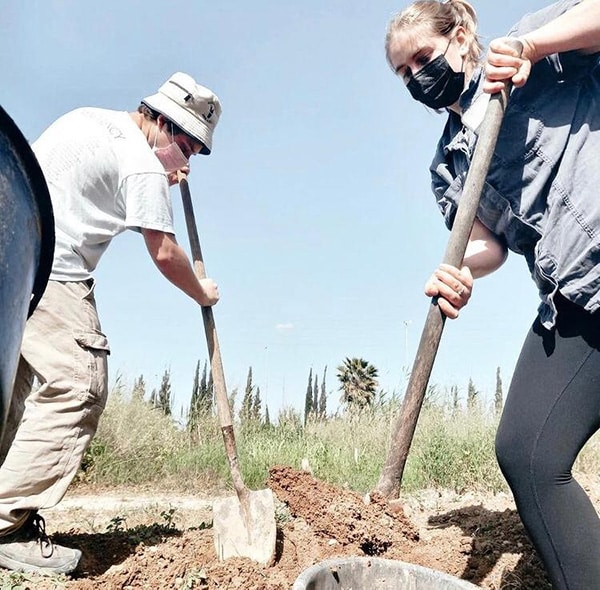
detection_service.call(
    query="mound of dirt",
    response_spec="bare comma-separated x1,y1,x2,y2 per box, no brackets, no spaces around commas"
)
5,464,567,589
268,465,419,555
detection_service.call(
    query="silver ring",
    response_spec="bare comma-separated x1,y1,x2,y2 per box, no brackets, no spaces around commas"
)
457,286,465,297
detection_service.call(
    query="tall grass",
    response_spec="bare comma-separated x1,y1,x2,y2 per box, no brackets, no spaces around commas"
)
79,390,185,485
406,406,505,493
80,389,600,496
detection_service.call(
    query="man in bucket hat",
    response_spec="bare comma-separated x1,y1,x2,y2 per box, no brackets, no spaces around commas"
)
0,72,221,575
142,71,220,155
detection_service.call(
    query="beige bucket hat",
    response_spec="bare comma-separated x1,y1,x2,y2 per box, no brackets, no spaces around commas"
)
142,72,221,155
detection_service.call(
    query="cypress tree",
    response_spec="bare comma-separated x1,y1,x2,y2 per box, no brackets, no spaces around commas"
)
304,368,313,424
253,386,262,422
241,366,254,425
495,366,503,414
452,384,459,412
319,366,328,419
199,360,212,414
467,378,478,411
157,368,173,416
188,361,201,436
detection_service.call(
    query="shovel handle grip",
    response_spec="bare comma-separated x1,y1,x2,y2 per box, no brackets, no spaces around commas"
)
375,39,523,499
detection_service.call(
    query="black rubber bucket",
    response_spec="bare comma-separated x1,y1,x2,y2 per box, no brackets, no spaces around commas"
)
293,557,480,589
0,105,54,437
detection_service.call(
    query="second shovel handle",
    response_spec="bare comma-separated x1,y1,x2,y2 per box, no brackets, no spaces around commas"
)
375,39,523,498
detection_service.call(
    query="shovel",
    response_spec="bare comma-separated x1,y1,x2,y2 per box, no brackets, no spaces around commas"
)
375,40,522,499
177,172,277,565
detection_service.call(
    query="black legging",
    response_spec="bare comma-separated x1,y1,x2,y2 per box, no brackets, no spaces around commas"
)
496,294,600,590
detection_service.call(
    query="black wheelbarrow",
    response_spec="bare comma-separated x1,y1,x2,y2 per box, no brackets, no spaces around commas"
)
0,105,54,441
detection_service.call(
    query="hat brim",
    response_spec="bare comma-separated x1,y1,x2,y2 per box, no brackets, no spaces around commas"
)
142,93,213,155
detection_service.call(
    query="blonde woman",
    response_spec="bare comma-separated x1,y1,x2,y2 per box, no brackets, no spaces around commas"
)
386,1,600,588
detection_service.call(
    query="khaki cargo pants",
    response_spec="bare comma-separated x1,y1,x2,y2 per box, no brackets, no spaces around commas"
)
0,280,110,533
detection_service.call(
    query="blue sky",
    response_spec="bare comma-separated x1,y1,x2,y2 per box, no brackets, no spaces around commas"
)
2,1,550,420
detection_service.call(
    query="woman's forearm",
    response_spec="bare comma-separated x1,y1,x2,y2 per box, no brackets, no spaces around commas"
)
525,0,600,60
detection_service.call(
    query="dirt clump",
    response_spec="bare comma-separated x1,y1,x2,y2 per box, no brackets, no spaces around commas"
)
268,464,419,556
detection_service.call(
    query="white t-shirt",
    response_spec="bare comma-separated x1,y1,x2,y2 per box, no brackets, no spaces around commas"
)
32,107,174,281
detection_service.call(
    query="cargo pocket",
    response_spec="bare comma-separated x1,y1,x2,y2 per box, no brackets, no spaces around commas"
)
74,331,111,408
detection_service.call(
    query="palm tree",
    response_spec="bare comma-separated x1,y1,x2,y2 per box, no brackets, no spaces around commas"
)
336,357,379,410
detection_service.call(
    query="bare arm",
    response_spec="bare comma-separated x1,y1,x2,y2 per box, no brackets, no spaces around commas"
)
142,228,219,307
462,218,508,278
425,219,507,318
485,0,600,93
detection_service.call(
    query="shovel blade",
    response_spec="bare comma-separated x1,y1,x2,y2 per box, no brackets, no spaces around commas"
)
213,488,276,565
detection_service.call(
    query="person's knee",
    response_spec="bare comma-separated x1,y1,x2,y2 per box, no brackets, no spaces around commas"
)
495,423,529,484
496,424,564,496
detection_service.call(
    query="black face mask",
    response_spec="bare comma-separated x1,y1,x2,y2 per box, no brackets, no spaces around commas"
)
406,53,465,109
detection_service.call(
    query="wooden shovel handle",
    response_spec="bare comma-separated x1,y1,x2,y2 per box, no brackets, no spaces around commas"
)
178,172,248,499
375,39,523,499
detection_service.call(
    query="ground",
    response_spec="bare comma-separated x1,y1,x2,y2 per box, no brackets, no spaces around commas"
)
6,467,600,589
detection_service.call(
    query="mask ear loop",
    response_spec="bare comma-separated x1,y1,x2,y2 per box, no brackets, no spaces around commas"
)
442,36,453,58
444,28,466,74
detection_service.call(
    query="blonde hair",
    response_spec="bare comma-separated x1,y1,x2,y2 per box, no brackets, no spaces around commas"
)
385,0,483,71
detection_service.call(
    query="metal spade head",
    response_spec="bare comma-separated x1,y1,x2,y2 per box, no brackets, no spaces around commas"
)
213,487,277,565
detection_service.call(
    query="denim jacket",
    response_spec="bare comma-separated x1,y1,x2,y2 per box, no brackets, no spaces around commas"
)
430,0,600,328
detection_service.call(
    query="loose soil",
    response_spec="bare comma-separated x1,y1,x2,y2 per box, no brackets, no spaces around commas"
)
6,467,600,589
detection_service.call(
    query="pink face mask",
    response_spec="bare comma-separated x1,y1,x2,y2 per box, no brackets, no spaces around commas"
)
153,125,189,173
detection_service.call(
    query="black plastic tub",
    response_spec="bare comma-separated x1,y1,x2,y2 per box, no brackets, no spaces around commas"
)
0,105,54,435
293,557,481,589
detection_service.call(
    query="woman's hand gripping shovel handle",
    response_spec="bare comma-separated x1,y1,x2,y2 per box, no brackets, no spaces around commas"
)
374,39,523,499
